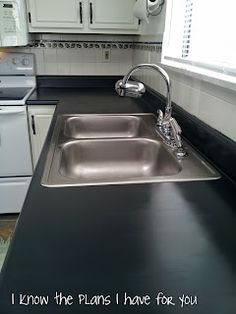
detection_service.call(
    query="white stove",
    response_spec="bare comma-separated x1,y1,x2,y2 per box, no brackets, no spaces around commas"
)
0,52,36,214
0,51,35,104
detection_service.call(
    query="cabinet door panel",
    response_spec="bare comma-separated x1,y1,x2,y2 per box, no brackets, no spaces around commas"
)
28,0,83,28
89,0,139,30
28,106,55,168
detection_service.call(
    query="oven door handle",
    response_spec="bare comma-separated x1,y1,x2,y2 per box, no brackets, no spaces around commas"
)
0,108,25,115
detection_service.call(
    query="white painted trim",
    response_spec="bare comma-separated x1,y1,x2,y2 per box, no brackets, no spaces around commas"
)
161,58,236,93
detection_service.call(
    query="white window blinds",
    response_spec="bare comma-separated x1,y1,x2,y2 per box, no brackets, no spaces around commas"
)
181,0,193,58
163,0,236,76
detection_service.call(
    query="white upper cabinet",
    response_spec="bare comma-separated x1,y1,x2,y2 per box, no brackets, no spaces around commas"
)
89,0,139,30
27,0,84,30
26,0,140,34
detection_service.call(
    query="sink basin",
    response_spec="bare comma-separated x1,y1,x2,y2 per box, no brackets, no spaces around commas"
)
41,114,220,187
64,115,153,139
59,139,181,184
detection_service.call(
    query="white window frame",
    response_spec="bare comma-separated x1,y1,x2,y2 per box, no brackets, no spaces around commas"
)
162,0,236,92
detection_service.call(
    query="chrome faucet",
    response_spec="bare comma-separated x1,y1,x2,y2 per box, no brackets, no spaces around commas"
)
115,63,186,158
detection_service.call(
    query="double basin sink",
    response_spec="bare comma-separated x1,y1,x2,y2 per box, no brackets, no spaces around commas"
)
41,114,220,187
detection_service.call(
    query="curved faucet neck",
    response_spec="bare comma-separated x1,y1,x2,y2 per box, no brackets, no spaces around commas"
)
122,63,172,120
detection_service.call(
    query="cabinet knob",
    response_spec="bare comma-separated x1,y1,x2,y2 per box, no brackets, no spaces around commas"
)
22,58,30,66
12,57,20,65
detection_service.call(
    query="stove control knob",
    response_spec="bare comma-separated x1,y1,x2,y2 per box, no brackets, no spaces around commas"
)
22,58,30,66
12,57,20,65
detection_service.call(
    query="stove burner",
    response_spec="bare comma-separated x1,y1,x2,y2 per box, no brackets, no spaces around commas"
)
0,88,32,100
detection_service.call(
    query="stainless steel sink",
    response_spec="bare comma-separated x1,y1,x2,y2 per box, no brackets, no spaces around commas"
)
64,115,152,139
41,114,220,187
59,139,181,184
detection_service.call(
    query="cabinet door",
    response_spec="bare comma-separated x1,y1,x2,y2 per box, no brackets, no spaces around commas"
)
89,0,139,30
28,106,56,168
27,0,84,29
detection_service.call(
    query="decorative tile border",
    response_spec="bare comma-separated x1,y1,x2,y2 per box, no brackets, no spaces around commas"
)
133,42,162,53
28,40,162,53
28,40,132,49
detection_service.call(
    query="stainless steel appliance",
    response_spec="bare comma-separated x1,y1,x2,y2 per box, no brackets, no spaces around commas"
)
0,52,35,214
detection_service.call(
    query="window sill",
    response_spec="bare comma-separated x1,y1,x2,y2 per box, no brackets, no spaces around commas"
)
161,58,236,93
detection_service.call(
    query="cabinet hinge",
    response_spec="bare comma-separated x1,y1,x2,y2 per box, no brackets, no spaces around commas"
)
28,12,31,23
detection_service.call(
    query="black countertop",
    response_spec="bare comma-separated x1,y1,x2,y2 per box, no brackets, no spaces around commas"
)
0,85,236,314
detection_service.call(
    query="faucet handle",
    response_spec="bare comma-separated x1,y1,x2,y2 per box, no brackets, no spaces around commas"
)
156,109,164,126
169,117,187,158
169,117,182,134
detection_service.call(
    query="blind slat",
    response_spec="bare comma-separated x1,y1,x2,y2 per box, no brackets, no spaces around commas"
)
181,0,193,57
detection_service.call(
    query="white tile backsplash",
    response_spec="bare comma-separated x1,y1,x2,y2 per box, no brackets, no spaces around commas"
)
28,45,133,76
32,48,45,74
31,33,132,75
172,80,200,116
198,91,236,141
2,33,134,76
43,49,58,75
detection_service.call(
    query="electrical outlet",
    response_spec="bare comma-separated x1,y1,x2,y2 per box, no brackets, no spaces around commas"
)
102,49,111,62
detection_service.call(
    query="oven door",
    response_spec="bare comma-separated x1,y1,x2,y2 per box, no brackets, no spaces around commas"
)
0,106,32,176
0,177,31,213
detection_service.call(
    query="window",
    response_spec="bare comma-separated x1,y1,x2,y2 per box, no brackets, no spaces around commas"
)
162,0,236,77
